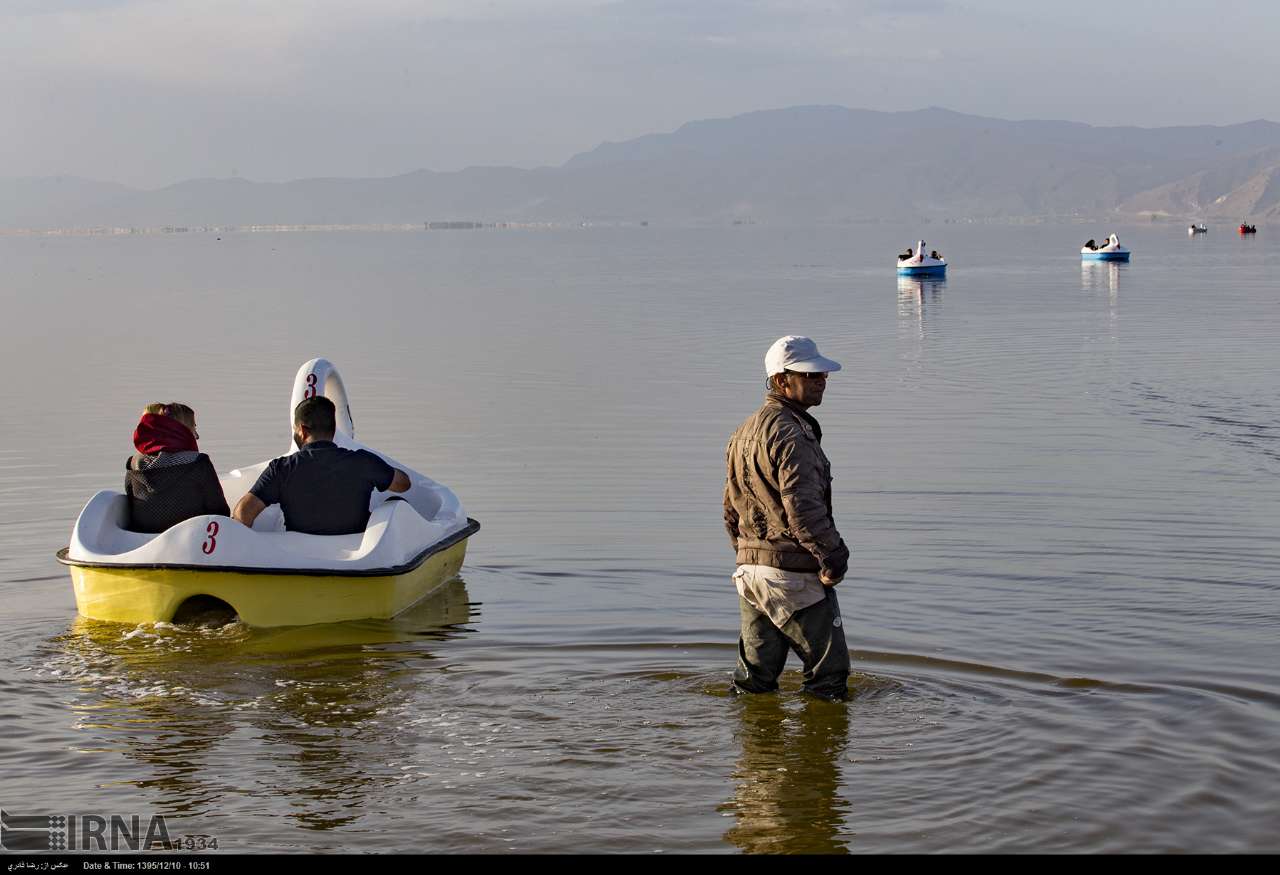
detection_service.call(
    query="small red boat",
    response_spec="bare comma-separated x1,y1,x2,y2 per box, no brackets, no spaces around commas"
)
1239,223,1258,235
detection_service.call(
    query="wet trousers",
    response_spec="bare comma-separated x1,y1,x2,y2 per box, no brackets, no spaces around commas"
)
733,588,849,699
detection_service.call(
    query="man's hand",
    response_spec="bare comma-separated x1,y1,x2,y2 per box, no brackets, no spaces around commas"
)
388,469,411,493
817,540,849,587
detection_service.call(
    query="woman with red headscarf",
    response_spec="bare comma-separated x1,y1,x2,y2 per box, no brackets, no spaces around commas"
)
125,403,230,533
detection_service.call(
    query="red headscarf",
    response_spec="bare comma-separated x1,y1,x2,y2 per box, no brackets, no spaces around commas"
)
133,412,198,455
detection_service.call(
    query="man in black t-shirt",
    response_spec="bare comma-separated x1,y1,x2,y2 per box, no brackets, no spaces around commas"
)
232,396,411,535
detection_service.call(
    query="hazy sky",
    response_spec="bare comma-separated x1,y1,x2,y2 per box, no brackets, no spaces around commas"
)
5,0,1279,188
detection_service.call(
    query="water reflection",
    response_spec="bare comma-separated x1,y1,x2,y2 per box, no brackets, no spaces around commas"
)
720,695,852,853
897,275,946,322
52,580,475,833
1080,260,1122,338
897,276,944,381
1080,260,1122,295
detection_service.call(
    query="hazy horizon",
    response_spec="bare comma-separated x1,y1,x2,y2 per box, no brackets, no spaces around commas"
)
9,103,1280,192
6,1,1280,188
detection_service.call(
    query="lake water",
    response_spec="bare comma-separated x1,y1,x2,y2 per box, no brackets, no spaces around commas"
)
2,223,1278,853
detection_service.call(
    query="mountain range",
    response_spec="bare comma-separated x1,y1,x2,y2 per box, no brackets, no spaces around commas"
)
6,106,1280,229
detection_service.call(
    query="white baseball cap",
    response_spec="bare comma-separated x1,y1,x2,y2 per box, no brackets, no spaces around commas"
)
765,335,843,376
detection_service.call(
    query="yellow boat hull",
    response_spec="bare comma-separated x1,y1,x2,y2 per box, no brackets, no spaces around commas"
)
61,536,471,628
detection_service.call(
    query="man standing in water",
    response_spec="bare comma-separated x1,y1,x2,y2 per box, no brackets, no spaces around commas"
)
724,336,851,700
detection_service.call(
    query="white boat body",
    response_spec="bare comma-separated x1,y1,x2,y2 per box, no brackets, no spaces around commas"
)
65,359,471,575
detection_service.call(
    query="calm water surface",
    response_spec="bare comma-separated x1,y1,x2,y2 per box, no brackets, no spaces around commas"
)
1,224,1278,853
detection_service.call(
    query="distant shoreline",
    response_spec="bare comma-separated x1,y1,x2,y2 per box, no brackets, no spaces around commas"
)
0,214,1222,237
0,221,566,238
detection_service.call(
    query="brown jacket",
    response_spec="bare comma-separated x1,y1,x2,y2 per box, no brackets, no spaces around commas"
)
723,392,849,577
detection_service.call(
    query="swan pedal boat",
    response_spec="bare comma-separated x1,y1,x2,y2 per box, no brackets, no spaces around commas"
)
1081,236,1130,261
1188,224,1208,235
57,359,479,628
897,240,947,276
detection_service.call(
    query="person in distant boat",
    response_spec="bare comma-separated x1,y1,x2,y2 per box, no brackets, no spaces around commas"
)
1084,239,1097,251
900,247,914,260
126,403,230,533
723,336,851,701
232,395,411,535
930,250,941,260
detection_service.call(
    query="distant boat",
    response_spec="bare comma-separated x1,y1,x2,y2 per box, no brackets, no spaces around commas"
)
1188,223,1208,235
1239,223,1258,235
1082,233,1130,261
897,239,947,276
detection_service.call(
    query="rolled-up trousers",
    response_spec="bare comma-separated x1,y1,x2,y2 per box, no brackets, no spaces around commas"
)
733,587,849,699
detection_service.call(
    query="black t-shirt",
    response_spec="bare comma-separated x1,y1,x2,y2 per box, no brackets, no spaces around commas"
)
250,441,396,535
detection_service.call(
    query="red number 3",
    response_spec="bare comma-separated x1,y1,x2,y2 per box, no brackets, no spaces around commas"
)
202,521,220,555
303,373,318,399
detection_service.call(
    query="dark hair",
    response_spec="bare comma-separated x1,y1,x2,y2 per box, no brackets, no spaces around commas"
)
294,396,336,437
